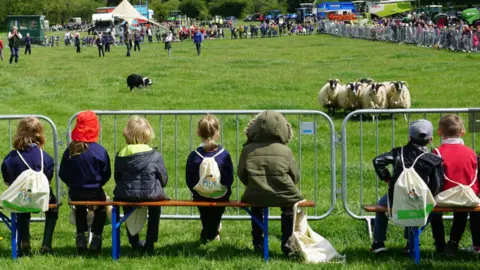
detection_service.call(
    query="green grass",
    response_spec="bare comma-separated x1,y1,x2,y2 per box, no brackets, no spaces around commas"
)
0,33,480,269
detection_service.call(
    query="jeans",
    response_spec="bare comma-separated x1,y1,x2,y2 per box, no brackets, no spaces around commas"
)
134,41,140,51
373,195,409,242
69,188,106,235
76,43,81,53
0,48,3,60
431,211,480,247
126,41,132,56
9,47,19,63
116,206,161,247
250,206,294,255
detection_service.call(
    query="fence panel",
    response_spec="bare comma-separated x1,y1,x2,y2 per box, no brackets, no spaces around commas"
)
323,22,478,53
340,108,480,236
67,110,336,220
0,115,62,221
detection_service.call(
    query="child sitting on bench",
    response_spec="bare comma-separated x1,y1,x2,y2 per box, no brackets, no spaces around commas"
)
1,117,58,255
186,114,234,243
114,116,168,254
238,111,303,257
60,111,111,254
370,120,443,253
430,115,480,257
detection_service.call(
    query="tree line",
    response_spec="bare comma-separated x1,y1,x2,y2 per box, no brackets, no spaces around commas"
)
0,0,312,28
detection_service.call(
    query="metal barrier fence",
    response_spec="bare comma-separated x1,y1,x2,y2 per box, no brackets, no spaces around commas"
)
0,115,62,221
325,22,479,52
67,110,336,220
341,108,480,237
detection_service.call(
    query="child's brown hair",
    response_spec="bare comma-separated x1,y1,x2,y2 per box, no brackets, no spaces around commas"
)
197,114,219,152
13,117,46,150
438,114,464,138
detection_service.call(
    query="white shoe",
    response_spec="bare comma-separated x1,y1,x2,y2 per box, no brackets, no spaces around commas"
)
214,235,221,241
218,222,222,233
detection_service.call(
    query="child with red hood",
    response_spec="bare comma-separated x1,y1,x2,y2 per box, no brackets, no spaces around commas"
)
60,111,111,254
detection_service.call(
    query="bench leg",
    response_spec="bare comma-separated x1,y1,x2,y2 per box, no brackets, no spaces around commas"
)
263,207,269,262
365,217,373,240
11,213,17,260
413,228,420,264
112,206,118,261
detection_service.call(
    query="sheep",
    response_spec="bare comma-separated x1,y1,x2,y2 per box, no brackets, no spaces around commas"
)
337,82,362,115
318,79,341,115
357,78,374,84
386,81,411,121
358,82,387,121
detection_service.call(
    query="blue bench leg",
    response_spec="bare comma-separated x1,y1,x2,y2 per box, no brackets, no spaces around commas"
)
11,213,17,260
413,227,420,264
263,207,269,262
112,206,118,261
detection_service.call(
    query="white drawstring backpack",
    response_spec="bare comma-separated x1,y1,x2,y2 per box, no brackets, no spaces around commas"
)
289,200,344,263
193,149,228,199
433,148,480,207
389,147,436,227
0,150,50,213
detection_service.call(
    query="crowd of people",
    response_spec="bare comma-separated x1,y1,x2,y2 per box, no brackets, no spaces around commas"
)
2,111,302,256
325,16,480,53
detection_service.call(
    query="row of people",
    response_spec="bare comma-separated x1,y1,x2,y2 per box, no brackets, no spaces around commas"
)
372,115,480,257
1,111,302,256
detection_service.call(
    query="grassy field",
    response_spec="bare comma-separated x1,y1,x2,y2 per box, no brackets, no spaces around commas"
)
0,32,480,269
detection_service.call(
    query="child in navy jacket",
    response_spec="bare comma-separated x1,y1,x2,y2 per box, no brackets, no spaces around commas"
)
60,111,111,254
186,114,234,243
1,117,58,255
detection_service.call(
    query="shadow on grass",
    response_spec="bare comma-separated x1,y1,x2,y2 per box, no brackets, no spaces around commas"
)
342,246,480,269
9,240,292,262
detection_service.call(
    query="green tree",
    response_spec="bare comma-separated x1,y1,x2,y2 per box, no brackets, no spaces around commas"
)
179,0,208,19
208,0,249,18
151,0,181,22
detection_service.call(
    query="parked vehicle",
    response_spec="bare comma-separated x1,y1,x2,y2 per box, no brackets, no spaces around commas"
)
6,15,46,45
225,16,237,24
67,17,82,30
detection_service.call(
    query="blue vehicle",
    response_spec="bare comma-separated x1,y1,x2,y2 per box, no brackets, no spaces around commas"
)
286,4,316,23
265,10,282,22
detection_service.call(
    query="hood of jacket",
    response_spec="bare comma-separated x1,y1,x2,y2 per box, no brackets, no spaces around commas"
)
244,111,293,145
116,144,155,172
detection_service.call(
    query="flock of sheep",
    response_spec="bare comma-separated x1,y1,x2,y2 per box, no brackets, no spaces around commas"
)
318,78,411,120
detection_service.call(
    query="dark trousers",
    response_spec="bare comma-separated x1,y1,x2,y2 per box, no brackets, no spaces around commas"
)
17,188,58,247
195,43,201,55
134,41,140,51
116,206,161,247
9,47,19,64
197,206,225,241
24,44,31,55
431,212,480,247
97,45,104,57
104,43,110,52
126,41,132,56
148,35,152,43
250,207,294,255
69,188,106,236
76,43,81,53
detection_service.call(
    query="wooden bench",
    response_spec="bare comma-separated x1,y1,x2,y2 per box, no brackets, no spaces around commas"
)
363,204,480,264
0,204,58,259
69,200,315,262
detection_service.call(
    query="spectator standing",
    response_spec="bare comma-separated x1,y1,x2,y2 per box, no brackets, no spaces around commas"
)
8,26,22,64
194,29,203,56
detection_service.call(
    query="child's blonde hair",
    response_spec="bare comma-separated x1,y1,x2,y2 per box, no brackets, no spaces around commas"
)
13,117,46,150
197,114,219,152
438,114,464,137
123,116,154,144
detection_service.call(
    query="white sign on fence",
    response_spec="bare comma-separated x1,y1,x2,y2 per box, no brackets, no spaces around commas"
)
301,122,315,135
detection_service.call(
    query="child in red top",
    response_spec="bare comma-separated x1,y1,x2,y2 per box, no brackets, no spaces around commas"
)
0,39,3,61
430,115,480,257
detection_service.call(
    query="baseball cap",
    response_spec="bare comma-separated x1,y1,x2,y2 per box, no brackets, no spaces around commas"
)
409,120,433,141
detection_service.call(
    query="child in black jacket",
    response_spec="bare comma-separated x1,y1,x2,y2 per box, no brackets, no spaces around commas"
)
370,120,443,253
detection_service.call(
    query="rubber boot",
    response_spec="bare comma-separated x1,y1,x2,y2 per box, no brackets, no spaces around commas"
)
40,216,58,254
90,235,102,255
76,233,87,254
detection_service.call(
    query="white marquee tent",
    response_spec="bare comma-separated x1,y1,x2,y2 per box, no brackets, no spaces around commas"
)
113,0,159,25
